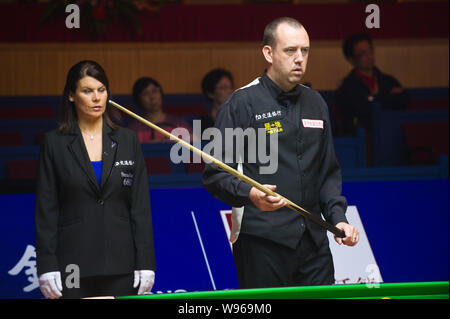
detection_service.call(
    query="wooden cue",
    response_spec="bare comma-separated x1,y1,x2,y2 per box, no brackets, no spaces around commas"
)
109,100,346,238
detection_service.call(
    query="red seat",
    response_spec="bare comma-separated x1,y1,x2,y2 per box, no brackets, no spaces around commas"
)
402,122,449,165
36,131,45,144
407,98,449,110
0,107,55,119
329,102,345,137
0,132,23,145
185,161,206,173
6,160,38,179
144,157,171,174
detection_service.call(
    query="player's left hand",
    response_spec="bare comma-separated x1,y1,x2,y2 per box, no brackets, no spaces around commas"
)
133,270,155,295
334,222,359,246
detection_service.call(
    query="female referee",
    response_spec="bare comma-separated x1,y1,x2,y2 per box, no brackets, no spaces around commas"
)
35,60,156,299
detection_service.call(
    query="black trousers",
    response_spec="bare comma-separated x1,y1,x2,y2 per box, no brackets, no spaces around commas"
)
232,230,335,289
61,273,137,299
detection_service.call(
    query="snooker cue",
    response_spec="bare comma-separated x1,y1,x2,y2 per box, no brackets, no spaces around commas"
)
109,100,346,238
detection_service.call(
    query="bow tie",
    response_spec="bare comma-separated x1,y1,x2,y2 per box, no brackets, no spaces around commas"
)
277,86,301,102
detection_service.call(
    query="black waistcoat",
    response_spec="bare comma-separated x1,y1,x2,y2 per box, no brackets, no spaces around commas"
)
239,80,328,249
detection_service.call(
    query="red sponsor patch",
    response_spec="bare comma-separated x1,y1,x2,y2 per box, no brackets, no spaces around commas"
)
302,119,324,129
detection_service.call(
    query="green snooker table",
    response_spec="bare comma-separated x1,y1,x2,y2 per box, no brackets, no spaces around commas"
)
117,281,448,299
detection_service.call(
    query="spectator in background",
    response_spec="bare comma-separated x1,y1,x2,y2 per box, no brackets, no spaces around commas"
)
335,33,409,137
199,68,234,134
129,77,192,143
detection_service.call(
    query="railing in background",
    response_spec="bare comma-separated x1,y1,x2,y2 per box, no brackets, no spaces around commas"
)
371,104,449,167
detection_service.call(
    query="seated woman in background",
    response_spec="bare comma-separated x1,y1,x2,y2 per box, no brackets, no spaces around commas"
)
129,77,192,143
199,68,234,134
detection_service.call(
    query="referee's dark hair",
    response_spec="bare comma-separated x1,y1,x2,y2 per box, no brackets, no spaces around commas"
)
263,17,303,48
132,77,163,110
201,68,234,101
342,33,373,60
59,60,118,134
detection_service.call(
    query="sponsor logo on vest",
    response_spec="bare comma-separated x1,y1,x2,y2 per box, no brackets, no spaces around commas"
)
302,119,323,129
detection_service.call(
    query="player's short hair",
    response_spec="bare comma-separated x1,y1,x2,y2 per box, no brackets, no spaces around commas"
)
263,17,303,48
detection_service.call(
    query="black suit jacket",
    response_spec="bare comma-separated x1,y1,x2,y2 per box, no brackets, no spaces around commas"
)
35,122,155,278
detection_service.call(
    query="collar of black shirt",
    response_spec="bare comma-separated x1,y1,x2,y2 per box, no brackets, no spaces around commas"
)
261,72,302,104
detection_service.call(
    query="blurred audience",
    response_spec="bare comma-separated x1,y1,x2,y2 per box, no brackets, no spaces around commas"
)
199,68,234,134
335,33,409,137
128,77,192,143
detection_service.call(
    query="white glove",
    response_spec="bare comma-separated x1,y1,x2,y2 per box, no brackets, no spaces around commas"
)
39,271,63,299
133,270,155,295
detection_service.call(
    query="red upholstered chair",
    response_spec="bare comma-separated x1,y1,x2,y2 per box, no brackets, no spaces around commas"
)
6,160,38,179
0,132,23,146
402,122,449,165
144,157,172,174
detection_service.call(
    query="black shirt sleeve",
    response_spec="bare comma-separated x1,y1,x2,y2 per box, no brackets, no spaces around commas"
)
35,133,60,276
202,92,253,207
129,131,156,271
316,92,349,226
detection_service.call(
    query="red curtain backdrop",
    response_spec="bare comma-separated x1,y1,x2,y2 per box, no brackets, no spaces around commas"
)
0,2,448,42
